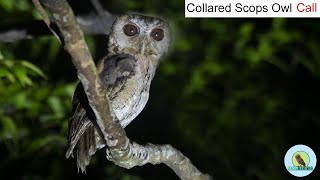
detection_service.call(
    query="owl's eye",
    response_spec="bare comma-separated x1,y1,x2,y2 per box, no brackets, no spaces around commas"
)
151,28,164,41
123,24,138,36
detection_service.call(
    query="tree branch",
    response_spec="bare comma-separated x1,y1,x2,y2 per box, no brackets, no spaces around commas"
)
0,11,115,42
32,0,212,179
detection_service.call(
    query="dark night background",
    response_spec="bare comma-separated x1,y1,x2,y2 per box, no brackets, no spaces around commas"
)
1,0,320,179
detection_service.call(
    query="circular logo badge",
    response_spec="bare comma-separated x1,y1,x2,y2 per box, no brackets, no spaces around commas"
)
284,144,317,177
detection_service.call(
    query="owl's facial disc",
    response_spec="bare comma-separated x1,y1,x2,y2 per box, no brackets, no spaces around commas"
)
109,14,171,59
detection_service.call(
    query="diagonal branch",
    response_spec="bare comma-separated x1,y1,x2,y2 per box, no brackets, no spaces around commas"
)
32,0,212,179
0,11,115,42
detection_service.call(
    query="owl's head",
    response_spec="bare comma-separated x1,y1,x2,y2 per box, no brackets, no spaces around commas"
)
108,14,171,60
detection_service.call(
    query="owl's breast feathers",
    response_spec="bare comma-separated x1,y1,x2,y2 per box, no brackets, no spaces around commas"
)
66,54,153,172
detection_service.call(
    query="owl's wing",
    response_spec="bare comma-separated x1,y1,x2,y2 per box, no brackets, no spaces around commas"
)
99,54,137,98
66,54,137,172
65,84,104,173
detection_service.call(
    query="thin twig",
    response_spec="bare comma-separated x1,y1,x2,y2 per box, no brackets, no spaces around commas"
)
0,12,115,42
32,0,61,43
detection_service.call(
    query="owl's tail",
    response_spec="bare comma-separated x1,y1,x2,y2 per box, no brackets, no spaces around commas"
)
76,124,96,173
67,123,105,173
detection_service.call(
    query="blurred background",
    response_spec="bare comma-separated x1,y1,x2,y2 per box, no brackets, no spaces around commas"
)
1,0,320,179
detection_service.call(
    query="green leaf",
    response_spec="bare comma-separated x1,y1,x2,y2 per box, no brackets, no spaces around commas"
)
20,60,47,79
15,0,31,12
47,96,64,116
0,67,16,82
121,175,131,180
2,59,15,68
0,116,17,139
0,0,14,12
13,65,32,86
240,23,253,37
13,92,28,109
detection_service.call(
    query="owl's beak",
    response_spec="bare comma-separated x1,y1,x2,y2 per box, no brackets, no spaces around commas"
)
140,41,146,55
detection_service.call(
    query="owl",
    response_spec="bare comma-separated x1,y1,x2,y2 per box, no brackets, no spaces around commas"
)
65,14,171,172
295,154,306,166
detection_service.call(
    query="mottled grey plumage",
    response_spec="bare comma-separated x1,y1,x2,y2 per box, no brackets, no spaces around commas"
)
65,14,171,172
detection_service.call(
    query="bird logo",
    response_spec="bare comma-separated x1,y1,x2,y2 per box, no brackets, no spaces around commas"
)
295,154,306,166
292,151,310,167
285,145,316,177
